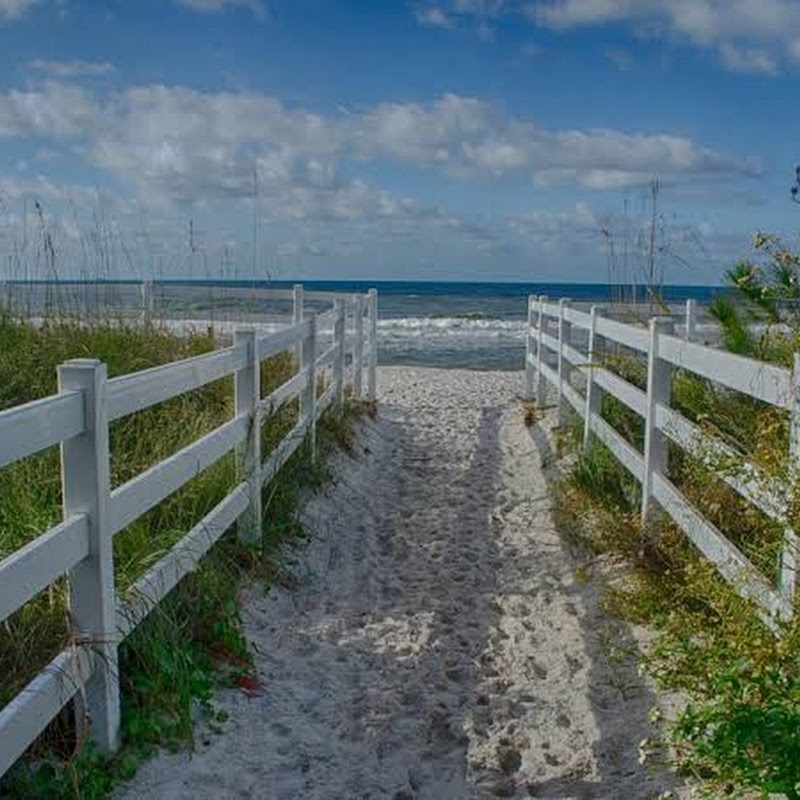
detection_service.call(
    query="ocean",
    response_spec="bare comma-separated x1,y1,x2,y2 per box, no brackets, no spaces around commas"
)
6,279,725,371
285,280,724,370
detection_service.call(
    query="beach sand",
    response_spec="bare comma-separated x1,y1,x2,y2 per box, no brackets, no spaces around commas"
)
115,367,686,800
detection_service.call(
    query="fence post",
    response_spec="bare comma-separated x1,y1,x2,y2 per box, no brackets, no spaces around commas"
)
641,317,675,533
234,329,261,543
367,288,378,401
525,295,535,399
293,284,304,368
353,295,365,400
684,298,697,342
536,295,548,407
583,305,602,451
557,298,572,424
300,313,317,460
58,359,119,753
140,280,154,327
780,352,800,612
334,299,346,412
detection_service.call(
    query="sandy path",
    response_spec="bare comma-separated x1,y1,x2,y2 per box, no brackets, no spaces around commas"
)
117,367,685,800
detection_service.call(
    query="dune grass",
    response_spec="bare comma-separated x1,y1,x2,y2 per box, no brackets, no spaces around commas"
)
0,313,360,799
549,335,800,798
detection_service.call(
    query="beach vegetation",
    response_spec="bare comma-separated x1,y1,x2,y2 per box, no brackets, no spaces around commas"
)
0,311,359,799
548,240,800,798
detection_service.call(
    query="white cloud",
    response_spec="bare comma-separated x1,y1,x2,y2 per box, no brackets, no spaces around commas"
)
718,43,779,75
174,0,264,14
415,7,454,27
0,82,759,235
414,0,506,35
356,94,757,187
533,0,800,73
30,59,115,78
0,82,101,138
418,0,800,74
0,0,37,20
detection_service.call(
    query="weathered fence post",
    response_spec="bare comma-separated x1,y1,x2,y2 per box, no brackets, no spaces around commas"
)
583,304,602,451
536,295,548,407
353,294,365,400
684,298,697,342
234,329,261,543
334,299,346,413
293,283,304,368
58,359,119,753
781,352,800,612
525,295,535,400
367,288,378,401
140,280,154,328
557,298,572,424
300,313,317,460
641,317,675,532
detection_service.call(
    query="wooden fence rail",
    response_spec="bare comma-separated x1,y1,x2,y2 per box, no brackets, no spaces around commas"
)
0,287,378,778
525,295,799,629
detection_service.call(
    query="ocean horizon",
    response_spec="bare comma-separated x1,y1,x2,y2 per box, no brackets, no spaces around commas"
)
3,279,727,371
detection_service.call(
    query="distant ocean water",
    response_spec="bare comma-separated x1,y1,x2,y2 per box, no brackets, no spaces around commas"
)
9,279,726,371
287,280,724,370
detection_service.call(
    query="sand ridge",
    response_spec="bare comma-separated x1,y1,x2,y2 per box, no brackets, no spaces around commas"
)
116,367,686,800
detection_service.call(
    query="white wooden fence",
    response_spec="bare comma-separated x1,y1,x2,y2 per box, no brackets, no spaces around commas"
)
525,295,799,628
0,286,378,778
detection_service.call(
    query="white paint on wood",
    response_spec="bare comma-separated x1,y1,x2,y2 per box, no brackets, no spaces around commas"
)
594,316,650,353
0,285,368,777
684,298,697,342
353,295,365,400
109,415,248,536
256,319,307,361
0,646,94,777
642,318,674,526
117,484,249,638
593,368,647,417
525,296,535,399
652,472,791,624
536,295,548,406
0,391,84,469
527,293,796,625
235,330,261,544
314,382,337,423
557,298,572,425
367,288,378,401
58,359,120,753
590,412,645,480
334,300,346,412
315,343,338,373
656,403,786,521
583,305,600,451
300,313,317,459
107,344,247,421
261,422,306,487
659,334,791,408
0,514,89,624
260,367,310,414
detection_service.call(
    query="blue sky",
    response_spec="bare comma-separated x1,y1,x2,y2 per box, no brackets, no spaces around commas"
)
0,0,798,284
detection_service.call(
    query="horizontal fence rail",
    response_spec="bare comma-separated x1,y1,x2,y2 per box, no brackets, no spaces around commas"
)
0,285,378,779
525,294,798,629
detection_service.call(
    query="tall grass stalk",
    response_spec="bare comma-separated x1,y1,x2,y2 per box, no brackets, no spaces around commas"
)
0,312,359,799
550,329,800,797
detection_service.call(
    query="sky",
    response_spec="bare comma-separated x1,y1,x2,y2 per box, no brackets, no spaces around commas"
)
0,0,799,284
